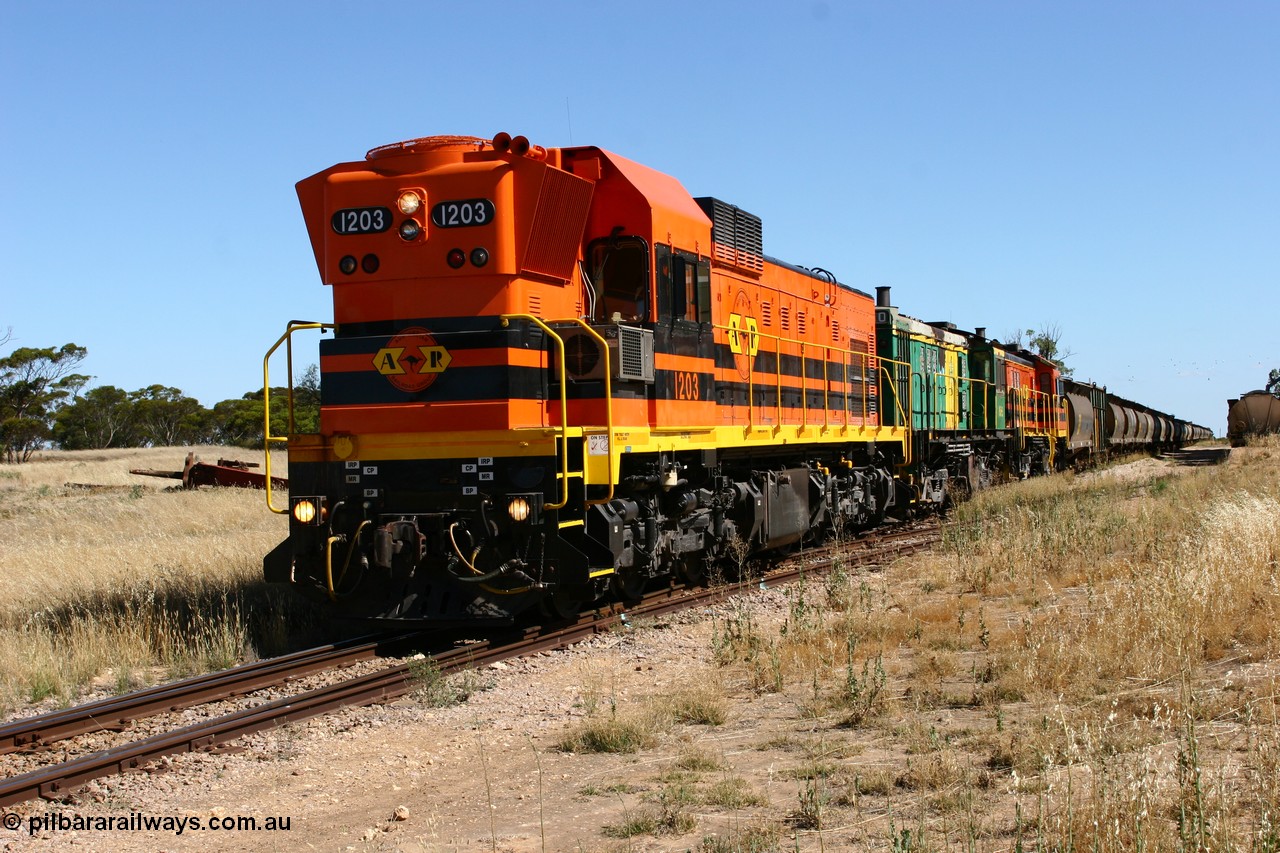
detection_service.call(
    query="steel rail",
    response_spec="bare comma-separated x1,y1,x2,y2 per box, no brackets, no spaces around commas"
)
0,622,616,808
0,632,429,756
0,666,415,807
0,521,940,808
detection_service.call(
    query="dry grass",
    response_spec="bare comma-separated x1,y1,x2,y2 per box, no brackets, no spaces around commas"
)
7,442,1279,849
0,446,333,713
558,669,728,756
710,438,1280,850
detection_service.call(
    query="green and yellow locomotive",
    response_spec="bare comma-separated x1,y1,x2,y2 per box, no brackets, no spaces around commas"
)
874,286,1063,500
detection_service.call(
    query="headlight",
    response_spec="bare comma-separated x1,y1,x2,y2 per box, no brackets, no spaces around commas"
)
397,191,422,215
508,497,530,522
399,220,421,241
292,499,317,524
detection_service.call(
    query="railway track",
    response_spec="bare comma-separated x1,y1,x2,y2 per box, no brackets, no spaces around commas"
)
0,632,428,757
0,519,939,809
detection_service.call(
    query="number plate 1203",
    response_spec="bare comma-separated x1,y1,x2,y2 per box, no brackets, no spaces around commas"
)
331,207,392,234
430,198,495,228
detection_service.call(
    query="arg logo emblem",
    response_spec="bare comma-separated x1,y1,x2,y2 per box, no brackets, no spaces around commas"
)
727,290,759,379
373,326,452,393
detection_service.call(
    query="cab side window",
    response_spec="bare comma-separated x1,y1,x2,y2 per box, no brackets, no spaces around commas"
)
590,237,649,322
655,244,710,324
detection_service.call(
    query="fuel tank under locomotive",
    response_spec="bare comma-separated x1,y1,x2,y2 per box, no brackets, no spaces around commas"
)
585,454,898,584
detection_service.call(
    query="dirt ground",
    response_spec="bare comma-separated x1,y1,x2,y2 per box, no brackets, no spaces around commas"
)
0,448,1259,853
6,596,822,853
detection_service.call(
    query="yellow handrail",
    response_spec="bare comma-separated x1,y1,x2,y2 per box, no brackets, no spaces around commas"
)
800,341,808,431
775,343,783,429
713,321,889,434
875,355,912,430
881,359,913,467
500,314,571,510
564,318,614,506
929,369,969,425
263,321,334,515
966,376,996,430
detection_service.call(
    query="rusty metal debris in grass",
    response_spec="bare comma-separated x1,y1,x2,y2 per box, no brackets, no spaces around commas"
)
130,452,287,491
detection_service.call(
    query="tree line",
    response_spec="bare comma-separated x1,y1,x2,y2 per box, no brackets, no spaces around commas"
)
0,340,317,463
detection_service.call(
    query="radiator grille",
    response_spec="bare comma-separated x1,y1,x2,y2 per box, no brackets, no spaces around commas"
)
694,197,764,273
522,168,593,281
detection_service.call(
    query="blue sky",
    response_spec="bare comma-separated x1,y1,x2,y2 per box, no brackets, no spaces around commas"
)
2,1,1275,433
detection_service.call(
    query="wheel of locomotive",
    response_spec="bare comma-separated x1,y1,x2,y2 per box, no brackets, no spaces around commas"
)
676,553,708,586
539,582,587,621
940,477,968,514
610,568,647,601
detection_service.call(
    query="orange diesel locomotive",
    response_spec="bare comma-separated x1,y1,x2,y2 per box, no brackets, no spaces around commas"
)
264,134,910,623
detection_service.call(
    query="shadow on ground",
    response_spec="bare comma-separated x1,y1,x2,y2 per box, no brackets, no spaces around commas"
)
1160,447,1232,467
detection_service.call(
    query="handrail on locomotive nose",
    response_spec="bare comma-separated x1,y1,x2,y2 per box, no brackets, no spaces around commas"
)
563,318,615,506
263,321,335,515
499,315,614,507
500,314,569,510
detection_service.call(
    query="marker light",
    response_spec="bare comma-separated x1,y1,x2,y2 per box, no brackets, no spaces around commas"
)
361,254,380,273
447,248,466,269
399,220,420,241
339,255,358,275
292,499,317,524
397,191,422,215
470,247,489,267
508,497,530,522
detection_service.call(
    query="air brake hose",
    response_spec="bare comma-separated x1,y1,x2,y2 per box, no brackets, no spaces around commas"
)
325,520,371,601
448,523,483,575
447,522,535,593
447,526,508,584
